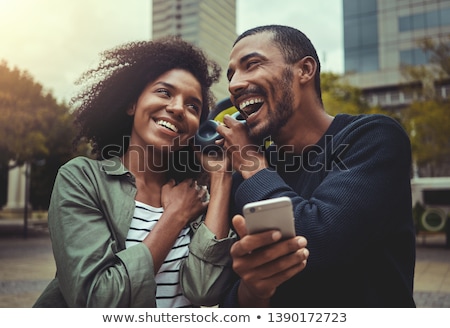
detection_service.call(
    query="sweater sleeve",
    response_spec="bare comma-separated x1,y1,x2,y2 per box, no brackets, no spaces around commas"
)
234,115,413,271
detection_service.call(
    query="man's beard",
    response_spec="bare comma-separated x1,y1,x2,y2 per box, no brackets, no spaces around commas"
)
248,67,294,144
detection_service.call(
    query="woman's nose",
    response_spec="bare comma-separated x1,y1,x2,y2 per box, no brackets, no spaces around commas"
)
166,97,185,118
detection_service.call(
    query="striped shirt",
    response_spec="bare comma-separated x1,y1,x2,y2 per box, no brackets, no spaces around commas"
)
125,201,192,308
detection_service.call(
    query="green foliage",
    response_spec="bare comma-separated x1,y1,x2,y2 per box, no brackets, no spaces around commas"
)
402,99,450,167
325,34,450,174
418,35,450,77
398,35,450,172
400,35,450,97
322,72,383,116
0,60,80,209
0,61,67,166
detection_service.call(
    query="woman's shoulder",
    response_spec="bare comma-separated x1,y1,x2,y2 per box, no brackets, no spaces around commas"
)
60,156,100,171
60,156,126,178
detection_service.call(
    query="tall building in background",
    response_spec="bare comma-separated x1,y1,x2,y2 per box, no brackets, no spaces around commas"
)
343,0,450,109
152,0,237,101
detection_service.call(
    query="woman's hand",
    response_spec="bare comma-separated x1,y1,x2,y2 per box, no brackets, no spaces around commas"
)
143,178,208,274
161,178,208,226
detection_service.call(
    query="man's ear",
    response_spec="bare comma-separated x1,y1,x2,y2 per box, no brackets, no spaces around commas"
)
127,103,136,115
295,56,316,84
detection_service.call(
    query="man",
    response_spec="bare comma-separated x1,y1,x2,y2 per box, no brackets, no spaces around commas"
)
217,25,416,307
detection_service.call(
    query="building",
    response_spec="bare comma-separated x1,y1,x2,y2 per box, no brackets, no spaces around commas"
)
152,0,237,101
343,0,450,177
343,0,450,109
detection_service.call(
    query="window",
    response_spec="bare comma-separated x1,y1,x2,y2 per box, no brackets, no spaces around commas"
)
440,7,450,26
399,7,450,32
399,16,412,32
343,0,379,73
400,48,430,65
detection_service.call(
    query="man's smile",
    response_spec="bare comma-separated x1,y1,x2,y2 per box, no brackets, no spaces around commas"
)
238,97,264,118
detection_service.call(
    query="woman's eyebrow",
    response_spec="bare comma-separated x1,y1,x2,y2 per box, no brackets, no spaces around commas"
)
155,81,202,105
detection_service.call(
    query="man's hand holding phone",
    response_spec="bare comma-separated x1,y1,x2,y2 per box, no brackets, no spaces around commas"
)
230,197,309,307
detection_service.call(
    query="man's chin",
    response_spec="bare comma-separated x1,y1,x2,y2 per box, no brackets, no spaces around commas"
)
248,125,270,147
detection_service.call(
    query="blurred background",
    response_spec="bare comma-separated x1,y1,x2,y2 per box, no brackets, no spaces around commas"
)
0,0,449,307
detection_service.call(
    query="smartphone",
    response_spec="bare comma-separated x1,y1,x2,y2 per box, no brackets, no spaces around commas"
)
243,196,296,239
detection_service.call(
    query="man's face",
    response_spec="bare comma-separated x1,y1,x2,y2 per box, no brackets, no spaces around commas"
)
227,32,295,142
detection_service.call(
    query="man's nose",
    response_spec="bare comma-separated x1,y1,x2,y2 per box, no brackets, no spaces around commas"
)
228,72,248,96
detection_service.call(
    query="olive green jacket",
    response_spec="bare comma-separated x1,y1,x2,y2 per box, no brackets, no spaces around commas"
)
33,156,236,308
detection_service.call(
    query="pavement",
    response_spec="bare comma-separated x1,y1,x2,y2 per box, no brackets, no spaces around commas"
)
0,217,449,308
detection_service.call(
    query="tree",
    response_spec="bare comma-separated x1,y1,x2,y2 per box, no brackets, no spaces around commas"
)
321,72,382,116
0,61,55,166
399,35,450,176
323,34,450,177
402,100,450,174
0,61,79,209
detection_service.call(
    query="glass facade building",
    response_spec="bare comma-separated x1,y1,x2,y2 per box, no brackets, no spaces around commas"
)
152,0,237,101
343,0,450,108
344,0,379,73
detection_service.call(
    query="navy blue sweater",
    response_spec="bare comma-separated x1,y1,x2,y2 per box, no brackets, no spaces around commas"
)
224,113,416,307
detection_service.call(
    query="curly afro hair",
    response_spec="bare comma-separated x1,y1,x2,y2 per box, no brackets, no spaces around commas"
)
71,36,221,159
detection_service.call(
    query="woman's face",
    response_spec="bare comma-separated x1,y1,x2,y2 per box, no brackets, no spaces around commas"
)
128,69,203,153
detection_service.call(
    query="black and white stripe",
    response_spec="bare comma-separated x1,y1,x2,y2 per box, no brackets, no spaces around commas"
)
125,201,192,308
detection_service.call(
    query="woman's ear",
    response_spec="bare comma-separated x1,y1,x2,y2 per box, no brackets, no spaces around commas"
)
127,103,136,116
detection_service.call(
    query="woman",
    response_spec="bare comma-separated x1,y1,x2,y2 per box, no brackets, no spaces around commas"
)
33,37,236,307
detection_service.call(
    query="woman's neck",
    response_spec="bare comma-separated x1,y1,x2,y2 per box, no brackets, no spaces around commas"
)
121,149,168,207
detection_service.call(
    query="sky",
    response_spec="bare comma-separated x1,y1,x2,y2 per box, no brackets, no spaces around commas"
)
0,0,343,103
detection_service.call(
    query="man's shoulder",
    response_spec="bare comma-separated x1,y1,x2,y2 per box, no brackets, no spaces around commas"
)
338,113,397,125
337,113,406,136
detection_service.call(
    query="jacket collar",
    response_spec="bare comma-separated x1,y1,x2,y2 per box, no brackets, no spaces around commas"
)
100,156,131,176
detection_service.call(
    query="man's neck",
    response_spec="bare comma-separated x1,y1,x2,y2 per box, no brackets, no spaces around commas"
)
274,109,334,153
